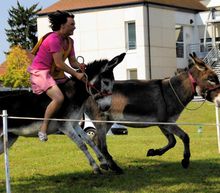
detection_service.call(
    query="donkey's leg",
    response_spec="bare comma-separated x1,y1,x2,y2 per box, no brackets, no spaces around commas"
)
0,132,19,154
85,97,123,174
94,122,124,174
74,125,108,170
165,124,190,169
147,125,176,156
62,125,102,174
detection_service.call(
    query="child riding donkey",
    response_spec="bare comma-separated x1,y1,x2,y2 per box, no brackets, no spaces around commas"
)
28,10,86,141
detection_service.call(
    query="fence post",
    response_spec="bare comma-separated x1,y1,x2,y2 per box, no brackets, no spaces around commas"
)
215,106,220,153
3,110,11,193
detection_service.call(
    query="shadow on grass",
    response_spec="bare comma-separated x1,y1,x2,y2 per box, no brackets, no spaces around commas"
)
1,158,220,193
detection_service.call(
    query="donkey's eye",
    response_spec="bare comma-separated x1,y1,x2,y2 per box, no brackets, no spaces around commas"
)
103,80,110,86
207,76,218,85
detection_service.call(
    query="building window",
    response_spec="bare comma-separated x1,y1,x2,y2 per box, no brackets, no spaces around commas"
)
175,25,184,58
125,22,136,50
127,69,137,79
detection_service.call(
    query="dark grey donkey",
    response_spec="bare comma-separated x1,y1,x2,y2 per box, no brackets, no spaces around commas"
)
0,53,126,174
85,53,220,174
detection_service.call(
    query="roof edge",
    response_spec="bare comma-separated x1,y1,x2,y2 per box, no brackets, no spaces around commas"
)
38,1,207,16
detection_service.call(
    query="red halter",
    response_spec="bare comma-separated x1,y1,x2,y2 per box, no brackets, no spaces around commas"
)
188,72,196,94
86,82,112,98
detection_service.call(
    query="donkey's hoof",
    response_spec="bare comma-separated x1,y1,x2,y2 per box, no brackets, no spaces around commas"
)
147,149,155,156
108,163,124,174
181,158,190,169
100,163,109,171
93,167,102,175
114,168,124,175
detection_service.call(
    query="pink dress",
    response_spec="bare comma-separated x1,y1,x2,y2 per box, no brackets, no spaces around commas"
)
28,32,75,95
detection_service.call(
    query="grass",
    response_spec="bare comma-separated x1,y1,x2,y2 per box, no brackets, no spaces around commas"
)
0,101,220,193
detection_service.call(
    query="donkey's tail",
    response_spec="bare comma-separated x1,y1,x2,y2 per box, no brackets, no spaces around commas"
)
0,132,19,154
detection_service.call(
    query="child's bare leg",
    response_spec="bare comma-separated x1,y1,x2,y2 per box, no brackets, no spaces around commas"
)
38,85,64,141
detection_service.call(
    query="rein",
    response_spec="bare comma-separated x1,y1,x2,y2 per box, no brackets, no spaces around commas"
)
86,81,112,98
168,73,206,111
203,84,220,98
83,73,112,99
76,56,112,99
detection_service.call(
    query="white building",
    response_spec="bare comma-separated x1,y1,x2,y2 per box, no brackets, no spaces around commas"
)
37,0,208,80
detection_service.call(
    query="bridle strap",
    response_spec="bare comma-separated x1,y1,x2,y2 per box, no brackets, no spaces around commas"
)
203,84,220,99
84,76,112,98
188,72,196,94
169,74,205,111
205,84,220,92
188,72,220,96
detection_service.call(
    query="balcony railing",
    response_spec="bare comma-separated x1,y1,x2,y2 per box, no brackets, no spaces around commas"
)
203,46,219,66
187,42,212,57
187,42,220,66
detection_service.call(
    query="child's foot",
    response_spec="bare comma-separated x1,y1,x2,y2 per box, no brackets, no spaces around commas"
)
38,131,48,142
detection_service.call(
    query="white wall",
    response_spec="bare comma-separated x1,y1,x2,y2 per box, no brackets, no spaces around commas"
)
148,6,176,78
175,11,197,69
37,15,51,37
74,5,146,80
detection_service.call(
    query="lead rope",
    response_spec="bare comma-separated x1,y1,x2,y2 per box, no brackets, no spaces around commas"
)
168,78,206,111
76,56,91,94
76,56,104,97
83,73,90,94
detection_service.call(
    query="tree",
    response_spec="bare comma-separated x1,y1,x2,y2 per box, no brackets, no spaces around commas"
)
5,2,41,50
1,46,31,88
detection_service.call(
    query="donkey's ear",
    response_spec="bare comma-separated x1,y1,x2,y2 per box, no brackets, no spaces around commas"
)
189,53,207,71
195,62,207,71
189,52,198,62
107,53,126,70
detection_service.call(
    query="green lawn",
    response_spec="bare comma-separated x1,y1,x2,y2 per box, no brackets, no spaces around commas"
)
0,101,220,193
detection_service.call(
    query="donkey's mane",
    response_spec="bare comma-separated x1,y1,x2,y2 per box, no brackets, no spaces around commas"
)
85,59,109,79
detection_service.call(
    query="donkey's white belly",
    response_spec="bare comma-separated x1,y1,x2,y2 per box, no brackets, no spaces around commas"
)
8,122,59,137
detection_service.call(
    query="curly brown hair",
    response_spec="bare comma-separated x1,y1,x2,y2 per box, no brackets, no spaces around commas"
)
48,10,74,31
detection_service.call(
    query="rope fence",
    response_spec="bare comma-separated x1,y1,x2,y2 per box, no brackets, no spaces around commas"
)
4,115,220,126
2,107,220,193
